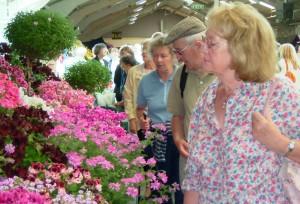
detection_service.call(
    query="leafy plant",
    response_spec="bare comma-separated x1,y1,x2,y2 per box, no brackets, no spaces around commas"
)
65,60,111,94
4,10,77,60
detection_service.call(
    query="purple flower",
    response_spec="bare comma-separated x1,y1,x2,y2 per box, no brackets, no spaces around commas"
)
4,144,15,154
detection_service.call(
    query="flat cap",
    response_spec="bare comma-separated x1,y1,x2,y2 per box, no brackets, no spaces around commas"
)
164,16,206,44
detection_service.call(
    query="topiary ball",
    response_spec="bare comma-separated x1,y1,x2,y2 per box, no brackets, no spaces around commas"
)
64,60,111,94
4,10,77,60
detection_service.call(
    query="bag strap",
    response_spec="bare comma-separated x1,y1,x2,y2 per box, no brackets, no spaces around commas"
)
180,64,188,98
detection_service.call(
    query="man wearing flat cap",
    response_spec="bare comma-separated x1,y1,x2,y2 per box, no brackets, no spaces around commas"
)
165,16,215,187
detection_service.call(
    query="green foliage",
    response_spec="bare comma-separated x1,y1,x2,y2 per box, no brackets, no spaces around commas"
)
4,10,77,60
65,60,111,94
22,133,50,167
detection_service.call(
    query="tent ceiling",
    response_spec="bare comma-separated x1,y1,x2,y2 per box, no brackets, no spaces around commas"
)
44,0,300,41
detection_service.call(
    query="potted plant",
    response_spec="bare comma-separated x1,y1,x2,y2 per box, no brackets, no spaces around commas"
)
4,10,76,61
64,60,111,94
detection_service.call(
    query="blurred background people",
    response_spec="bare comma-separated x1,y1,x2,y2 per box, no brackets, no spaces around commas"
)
114,45,135,103
92,43,110,68
277,43,300,87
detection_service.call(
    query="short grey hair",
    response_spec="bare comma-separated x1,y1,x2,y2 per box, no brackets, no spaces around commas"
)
92,43,107,55
184,32,206,44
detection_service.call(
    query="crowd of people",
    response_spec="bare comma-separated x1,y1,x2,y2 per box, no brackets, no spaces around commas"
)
50,2,300,203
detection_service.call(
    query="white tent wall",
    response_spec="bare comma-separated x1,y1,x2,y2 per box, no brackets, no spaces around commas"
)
0,0,50,42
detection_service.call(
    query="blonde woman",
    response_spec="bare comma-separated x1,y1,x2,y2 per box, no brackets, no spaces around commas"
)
183,2,300,203
278,43,300,86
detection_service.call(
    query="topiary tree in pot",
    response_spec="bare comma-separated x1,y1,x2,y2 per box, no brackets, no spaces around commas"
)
4,10,76,61
64,60,111,94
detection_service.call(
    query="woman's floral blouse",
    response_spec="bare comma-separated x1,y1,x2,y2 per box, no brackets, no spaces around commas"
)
182,78,300,203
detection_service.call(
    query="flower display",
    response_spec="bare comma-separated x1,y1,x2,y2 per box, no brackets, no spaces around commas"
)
0,162,108,204
0,54,179,203
48,105,175,203
38,80,94,108
0,187,50,204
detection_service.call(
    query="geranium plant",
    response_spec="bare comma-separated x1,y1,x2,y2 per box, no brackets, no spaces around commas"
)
48,105,176,203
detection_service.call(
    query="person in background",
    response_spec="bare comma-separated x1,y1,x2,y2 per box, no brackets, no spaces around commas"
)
137,35,183,204
124,40,155,134
277,43,300,87
114,46,135,103
183,2,300,203
164,16,215,187
92,43,109,68
108,47,120,81
115,55,139,109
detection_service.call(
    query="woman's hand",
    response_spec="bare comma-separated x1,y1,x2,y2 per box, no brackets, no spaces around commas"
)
252,112,289,154
174,137,189,158
129,118,137,134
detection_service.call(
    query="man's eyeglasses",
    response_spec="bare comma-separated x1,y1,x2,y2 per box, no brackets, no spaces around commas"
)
172,44,191,56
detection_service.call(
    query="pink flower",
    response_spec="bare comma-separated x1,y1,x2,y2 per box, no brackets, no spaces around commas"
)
147,158,157,167
109,182,121,191
86,156,114,170
0,187,50,204
4,144,15,154
150,180,161,190
158,172,168,184
132,156,146,166
38,80,94,108
152,123,166,131
66,152,84,167
126,186,139,198
0,73,22,108
170,182,181,191
0,57,28,89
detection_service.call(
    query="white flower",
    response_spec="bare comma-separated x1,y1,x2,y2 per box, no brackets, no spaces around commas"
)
19,88,53,112
48,17,52,22
33,21,38,26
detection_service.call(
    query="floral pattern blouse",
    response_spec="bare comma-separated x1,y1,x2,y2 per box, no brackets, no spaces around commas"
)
182,78,300,203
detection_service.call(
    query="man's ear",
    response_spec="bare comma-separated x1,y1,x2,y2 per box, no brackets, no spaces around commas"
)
194,40,202,49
